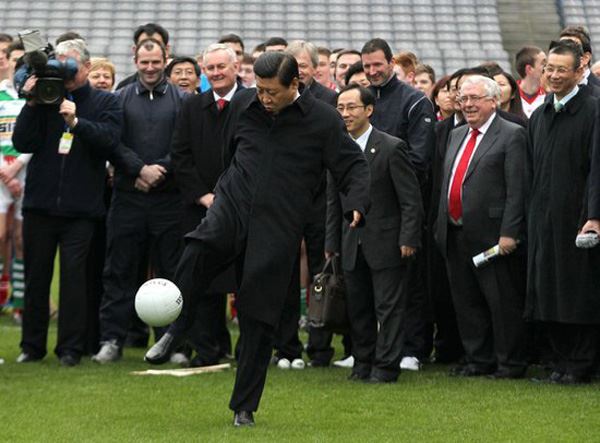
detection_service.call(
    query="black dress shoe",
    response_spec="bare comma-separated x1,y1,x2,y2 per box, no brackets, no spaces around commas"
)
448,365,466,376
59,354,80,367
233,411,255,427
309,359,330,368
531,371,564,384
145,332,182,365
450,365,493,377
190,355,219,368
367,375,396,384
487,368,526,380
347,372,369,381
558,373,591,385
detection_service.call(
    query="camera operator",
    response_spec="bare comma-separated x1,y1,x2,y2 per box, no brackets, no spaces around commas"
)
12,38,122,367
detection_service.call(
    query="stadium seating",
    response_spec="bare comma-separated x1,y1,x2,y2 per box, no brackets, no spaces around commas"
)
0,0,512,81
561,0,600,55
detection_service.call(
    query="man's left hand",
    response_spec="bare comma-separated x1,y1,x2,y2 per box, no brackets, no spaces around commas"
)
580,219,600,235
498,236,518,255
349,210,362,228
400,246,416,258
59,99,77,128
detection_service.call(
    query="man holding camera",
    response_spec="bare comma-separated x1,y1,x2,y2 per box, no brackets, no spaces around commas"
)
12,38,122,366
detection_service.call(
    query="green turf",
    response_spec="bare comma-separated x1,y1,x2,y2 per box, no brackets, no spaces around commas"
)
1,315,599,442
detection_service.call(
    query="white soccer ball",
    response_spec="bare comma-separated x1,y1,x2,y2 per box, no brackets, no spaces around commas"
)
135,278,183,327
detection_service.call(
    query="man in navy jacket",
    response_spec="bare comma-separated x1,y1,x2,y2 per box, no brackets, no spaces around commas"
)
12,39,122,366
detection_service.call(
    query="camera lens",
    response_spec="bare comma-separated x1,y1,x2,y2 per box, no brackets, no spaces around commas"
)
36,78,65,105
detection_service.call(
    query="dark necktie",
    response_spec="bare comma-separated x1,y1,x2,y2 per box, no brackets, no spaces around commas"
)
217,98,228,111
448,128,480,222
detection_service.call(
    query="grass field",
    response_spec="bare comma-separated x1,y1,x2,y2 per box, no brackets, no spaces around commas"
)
2,314,600,442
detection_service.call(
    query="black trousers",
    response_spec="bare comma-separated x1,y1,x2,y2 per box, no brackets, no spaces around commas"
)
99,192,182,345
545,322,598,378
445,226,527,372
345,246,408,381
183,205,232,364
21,212,95,358
170,236,275,412
273,251,303,360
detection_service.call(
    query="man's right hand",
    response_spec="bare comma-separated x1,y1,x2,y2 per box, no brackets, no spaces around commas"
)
139,164,166,186
22,76,38,106
196,192,215,208
134,177,151,193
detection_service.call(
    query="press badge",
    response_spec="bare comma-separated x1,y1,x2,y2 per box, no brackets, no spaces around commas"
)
58,132,73,155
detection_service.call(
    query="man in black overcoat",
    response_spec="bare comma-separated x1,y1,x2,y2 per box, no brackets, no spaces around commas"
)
171,43,245,366
145,52,370,425
526,40,600,384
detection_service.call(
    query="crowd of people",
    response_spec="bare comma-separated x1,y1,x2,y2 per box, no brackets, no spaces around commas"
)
0,21,599,426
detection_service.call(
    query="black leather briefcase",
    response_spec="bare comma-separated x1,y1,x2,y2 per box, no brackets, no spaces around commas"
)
307,256,349,334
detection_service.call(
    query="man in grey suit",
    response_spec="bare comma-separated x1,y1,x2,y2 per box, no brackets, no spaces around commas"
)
435,75,528,378
326,84,423,383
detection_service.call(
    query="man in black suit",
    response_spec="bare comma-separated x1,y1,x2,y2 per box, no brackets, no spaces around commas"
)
326,84,423,382
435,75,528,378
145,52,370,426
280,40,340,368
171,43,244,367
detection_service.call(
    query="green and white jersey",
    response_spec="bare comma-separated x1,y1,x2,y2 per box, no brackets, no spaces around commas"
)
0,80,26,161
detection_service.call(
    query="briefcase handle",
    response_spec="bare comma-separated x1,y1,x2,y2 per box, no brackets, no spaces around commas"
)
320,255,340,277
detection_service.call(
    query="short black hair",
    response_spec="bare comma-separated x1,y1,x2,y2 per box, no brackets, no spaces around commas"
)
219,33,244,52
0,33,13,43
560,26,592,54
337,83,376,107
253,51,298,87
515,46,544,78
361,38,393,63
345,61,364,85
55,31,85,45
135,38,167,61
549,39,583,71
134,23,169,45
165,56,200,77
264,37,288,49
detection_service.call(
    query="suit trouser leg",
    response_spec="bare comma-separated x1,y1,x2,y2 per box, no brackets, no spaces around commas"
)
21,213,60,358
274,251,303,360
229,313,275,412
99,194,147,345
344,246,377,377
371,264,408,379
445,227,495,370
476,254,527,371
55,218,95,358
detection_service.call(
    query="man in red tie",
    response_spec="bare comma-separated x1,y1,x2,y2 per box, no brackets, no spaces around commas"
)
434,75,528,379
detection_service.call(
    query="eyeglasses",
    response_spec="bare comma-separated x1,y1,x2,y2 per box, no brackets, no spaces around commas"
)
456,95,491,104
336,104,366,112
543,65,574,75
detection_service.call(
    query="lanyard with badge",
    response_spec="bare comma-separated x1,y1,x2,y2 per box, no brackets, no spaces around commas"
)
58,93,74,155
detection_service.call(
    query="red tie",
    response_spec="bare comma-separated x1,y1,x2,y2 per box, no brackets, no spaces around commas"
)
448,128,480,222
217,98,228,111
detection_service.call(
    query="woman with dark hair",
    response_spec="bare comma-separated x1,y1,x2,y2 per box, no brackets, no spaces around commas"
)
493,70,527,120
431,75,453,120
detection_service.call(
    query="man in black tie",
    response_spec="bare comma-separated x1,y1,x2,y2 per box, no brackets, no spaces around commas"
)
327,84,422,382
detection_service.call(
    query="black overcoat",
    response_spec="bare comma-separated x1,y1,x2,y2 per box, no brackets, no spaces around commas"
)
525,90,600,324
185,88,371,326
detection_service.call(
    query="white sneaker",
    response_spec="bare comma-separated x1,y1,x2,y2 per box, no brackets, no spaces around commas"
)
291,358,305,370
91,340,121,364
0,357,4,365
333,355,355,368
169,352,190,367
400,356,422,371
277,358,291,369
